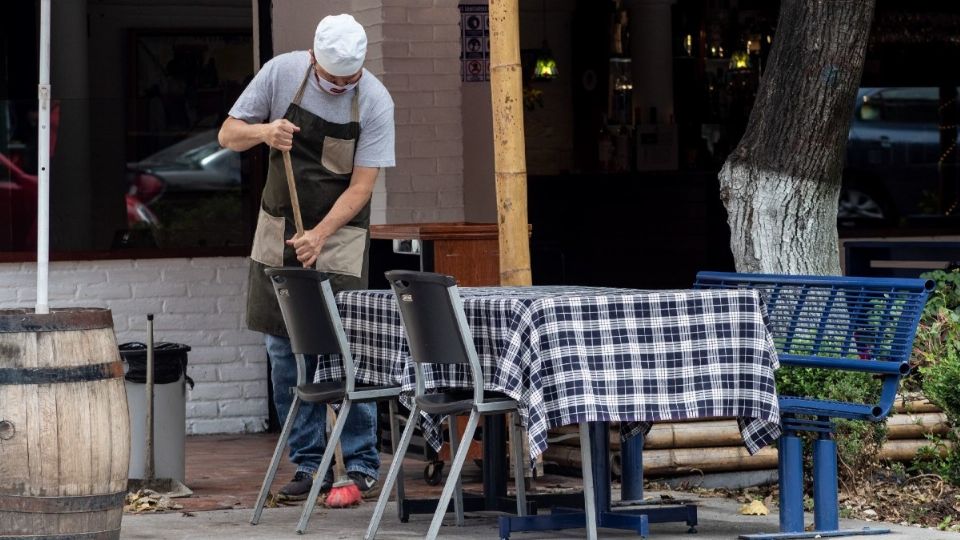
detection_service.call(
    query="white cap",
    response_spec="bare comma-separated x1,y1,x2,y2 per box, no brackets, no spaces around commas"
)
313,14,367,77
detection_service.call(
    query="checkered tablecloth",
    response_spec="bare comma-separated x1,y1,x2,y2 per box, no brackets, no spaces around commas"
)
321,286,782,460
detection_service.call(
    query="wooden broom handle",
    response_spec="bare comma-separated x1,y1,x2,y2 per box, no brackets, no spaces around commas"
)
282,150,305,236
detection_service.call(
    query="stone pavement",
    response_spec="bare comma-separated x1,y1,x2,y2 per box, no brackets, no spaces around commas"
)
121,488,955,540
119,434,956,539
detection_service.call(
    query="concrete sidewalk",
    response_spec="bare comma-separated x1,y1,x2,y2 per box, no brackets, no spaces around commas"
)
120,489,956,540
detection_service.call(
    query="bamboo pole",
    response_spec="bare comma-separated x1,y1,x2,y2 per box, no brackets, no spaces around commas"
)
488,0,531,287
886,413,949,440
893,397,942,414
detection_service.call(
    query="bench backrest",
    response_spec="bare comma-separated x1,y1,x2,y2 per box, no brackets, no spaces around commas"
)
694,271,934,421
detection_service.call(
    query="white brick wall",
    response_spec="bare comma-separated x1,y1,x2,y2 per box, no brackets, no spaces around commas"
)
0,257,268,435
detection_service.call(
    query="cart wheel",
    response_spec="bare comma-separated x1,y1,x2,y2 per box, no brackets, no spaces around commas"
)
424,461,444,486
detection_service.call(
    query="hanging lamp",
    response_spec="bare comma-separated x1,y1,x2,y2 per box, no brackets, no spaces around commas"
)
533,0,558,80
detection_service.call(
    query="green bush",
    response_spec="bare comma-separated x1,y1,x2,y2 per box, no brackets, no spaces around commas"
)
776,366,885,471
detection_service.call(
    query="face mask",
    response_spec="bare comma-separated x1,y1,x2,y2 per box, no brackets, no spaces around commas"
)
317,75,359,95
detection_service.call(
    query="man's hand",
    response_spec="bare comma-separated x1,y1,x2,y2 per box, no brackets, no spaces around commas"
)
262,119,301,151
286,228,327,268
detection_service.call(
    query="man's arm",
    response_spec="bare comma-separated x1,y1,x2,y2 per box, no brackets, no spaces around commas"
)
287,166,379,267
218,116,301,152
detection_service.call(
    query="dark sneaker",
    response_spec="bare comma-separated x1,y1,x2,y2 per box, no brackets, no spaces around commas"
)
347,471,381,499
277,471,332,501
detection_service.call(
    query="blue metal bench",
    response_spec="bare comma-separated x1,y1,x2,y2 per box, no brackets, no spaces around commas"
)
693,271,934,540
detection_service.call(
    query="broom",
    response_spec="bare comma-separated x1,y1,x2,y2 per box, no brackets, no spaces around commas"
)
282,150,362,508
323,405,362,508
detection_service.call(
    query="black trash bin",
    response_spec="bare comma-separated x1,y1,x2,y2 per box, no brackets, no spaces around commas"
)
119,342,193,483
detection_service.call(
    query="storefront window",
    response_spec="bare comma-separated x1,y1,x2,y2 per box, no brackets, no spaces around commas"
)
0,1,258,258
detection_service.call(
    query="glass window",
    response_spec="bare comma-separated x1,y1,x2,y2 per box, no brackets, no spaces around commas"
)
0,1,258,257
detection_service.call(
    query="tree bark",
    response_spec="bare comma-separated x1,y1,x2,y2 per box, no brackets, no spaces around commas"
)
719,0,875,275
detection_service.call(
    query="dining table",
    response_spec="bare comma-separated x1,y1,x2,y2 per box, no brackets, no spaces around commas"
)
317,284,782,536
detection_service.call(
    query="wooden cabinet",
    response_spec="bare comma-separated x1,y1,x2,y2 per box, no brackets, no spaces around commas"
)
369,222,502,288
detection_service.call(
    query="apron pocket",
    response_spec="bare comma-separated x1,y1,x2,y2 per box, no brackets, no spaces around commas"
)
316,225,366,278
321,136,356,175
250,207,285,267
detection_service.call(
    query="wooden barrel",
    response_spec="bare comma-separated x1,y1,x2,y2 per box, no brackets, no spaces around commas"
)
0,308,130,539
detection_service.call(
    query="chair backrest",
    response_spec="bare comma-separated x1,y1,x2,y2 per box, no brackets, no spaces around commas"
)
265,267,347,358
694,271,934,420
385,270,475,366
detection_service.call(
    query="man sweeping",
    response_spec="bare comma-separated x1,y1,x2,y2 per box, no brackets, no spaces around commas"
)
218,13,395,502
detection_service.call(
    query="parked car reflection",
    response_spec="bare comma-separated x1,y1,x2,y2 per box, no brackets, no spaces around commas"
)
840,87,955,225
0,152,158,251
127,129,241,205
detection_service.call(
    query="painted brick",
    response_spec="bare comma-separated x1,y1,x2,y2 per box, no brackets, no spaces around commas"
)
163,268,216,283
216,266,248,284
436,207,466,221
105,299,165,317
219,399,266,418
106,269,163,283
243,380,269,399
188,418,246,435
384,173,413,192
381,23,437,42
186,401,219,418
439,189,465,207
243,418,269,432
134,258,190,270
435,121,463,138
187,365,220,383
218,329,264,347
433,25,462,42
188,283,241,297
77,283,132,300
163,297,219,314
412,139,463,157
133,282,188,298
397,157,438,175
387,58,436,74
409,41,459,58
408,74,461,91
438,155,465,173
219,363,265,382
432,89,462,108
390,192,439,208
153,313,241,332
392,91,434,109
433,58,462,74
386,208,415,223
406,7,457,25
184,345,235,364
216,296,244,315
188,382,243,401
408,107,461,125
397,124,438,141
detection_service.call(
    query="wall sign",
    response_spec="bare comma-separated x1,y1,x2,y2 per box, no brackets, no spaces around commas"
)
460,4,489,82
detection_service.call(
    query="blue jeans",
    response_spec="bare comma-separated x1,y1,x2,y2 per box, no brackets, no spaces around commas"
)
265,334,380,480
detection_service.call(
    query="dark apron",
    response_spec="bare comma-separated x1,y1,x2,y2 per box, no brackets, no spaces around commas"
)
246,64,370,337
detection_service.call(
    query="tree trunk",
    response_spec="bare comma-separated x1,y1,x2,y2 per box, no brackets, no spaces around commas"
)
719,0,875,275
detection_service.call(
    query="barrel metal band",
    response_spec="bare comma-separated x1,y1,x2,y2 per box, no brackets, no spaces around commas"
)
0,309,114,333
0,492,125,514
0,530,119,540
0,362,124,385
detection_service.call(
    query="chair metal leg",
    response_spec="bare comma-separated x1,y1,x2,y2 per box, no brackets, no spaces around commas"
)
251,396,301,525
365,403,420,540
296,400,352,534
509,413,528,517
448,414,465,527
426,410,480,540
387,399,406,522
579,422,598,540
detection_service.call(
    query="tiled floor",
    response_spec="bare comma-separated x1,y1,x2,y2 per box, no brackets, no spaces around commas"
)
176,434,582,513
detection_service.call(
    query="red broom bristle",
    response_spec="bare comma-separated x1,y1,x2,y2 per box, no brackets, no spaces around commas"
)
325,482,362,508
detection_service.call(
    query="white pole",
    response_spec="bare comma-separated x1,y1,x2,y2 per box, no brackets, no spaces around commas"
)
36,0,51,314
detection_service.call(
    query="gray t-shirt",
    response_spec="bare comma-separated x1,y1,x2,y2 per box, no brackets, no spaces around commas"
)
228,50,395,168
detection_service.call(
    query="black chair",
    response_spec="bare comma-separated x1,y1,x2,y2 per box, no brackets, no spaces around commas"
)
249,268,403,534
365,270,597,540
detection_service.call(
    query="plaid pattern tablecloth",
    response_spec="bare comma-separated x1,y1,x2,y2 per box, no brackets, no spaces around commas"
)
320,286,782,460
